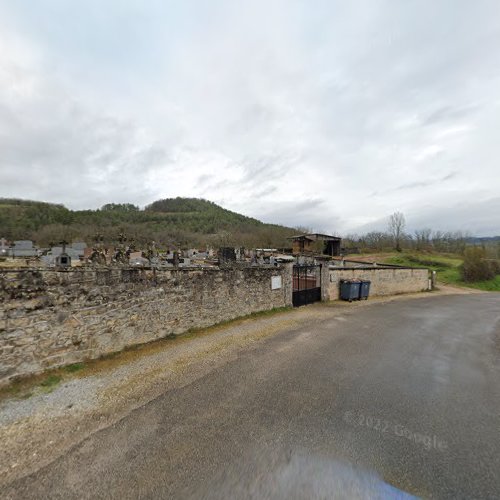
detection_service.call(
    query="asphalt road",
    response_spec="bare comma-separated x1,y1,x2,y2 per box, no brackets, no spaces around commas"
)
5,294,500,499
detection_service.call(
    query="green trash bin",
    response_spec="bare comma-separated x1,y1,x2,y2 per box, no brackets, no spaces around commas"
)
340,280,361,302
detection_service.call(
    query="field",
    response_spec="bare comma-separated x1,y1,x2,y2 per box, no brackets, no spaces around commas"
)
349,251,500,292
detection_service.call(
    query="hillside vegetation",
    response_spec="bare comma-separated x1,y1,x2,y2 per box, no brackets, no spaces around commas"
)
0,197,296,248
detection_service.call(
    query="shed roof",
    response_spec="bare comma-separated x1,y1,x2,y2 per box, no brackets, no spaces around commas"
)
287,233,341,241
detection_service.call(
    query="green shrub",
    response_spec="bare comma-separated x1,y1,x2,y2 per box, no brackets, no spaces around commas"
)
460,248,497,282
489,259,500,275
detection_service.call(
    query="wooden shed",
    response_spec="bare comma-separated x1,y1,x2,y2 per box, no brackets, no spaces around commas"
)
288,233,342,256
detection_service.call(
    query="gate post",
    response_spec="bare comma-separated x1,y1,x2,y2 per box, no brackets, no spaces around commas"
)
316,256,331,302
283,262,294,307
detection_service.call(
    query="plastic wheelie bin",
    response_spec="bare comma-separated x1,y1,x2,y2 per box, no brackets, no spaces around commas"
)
340,280,361,302
359,280,371,300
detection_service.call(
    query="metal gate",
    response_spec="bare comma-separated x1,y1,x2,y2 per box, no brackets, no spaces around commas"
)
293,264,321,307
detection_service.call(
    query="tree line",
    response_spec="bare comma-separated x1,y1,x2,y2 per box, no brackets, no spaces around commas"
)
343,212,479,255
343,212,500,283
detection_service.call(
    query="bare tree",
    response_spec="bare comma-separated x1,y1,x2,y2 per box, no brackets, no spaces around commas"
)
415,228,432,251
388,212,406,252
362,231,392,250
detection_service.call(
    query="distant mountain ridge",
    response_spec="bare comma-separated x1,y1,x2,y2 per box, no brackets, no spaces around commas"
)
467,236,500,243
0,197,296,248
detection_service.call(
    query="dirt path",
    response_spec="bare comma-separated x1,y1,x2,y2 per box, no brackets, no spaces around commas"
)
0,286,480,487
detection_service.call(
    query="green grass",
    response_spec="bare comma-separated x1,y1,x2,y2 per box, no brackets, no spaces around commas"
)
1,372,65,400
385,253,462,269
384,253,462,284
382,252,499,291
183,306,294,336
39,374,62,393
40,374,62,388
463,275,500,291
64,363,86,373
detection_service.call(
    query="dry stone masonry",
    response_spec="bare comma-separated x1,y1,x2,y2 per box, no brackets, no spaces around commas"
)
0,265,293,386
328,267,430,300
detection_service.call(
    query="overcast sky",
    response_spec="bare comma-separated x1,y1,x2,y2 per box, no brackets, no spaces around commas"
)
1,0,499,235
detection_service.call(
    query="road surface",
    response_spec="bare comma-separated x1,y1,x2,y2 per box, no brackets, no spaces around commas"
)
5,293,500,499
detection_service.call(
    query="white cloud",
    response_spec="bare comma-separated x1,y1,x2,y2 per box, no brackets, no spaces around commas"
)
412,145,444,163
0,0,500,235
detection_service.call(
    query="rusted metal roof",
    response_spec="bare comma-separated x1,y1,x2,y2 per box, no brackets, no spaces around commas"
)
287,233,341,241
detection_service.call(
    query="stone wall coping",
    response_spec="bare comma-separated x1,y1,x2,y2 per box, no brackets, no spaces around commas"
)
0,265,286,274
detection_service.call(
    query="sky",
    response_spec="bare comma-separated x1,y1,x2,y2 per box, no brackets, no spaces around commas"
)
1,0,499,236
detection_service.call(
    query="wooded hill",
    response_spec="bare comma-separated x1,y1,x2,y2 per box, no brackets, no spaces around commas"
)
0,198,297,248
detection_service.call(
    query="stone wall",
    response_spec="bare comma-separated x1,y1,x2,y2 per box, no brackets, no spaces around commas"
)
328,267,430,300
0,265,293,386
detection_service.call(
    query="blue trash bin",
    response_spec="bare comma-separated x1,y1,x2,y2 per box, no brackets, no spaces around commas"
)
340,280,361,302
359,280,371,300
